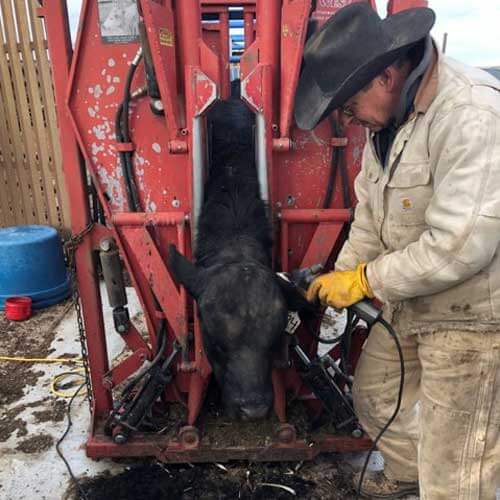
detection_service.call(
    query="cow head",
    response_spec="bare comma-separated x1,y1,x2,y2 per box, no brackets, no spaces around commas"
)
168,245,287,420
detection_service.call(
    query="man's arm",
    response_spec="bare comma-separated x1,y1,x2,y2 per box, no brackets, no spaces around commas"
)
367,105,500,302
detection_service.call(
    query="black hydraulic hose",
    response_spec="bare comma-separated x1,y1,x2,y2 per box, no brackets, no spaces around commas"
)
355,317,405,500
323,117,340,209
323,118,351,209
336,121,351,208
115,49,143,212
104,318,168,436
115,103,136,211
120,318,167,398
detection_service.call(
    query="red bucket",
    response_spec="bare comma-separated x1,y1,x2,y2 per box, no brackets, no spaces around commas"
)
5,296,32,321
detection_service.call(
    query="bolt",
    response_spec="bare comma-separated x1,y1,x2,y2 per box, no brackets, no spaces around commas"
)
100,238,113,252
114,433,128,445
116,324,127,333
277,424,296,444
352,428,363,439
172,198,180,208
152,99,164,112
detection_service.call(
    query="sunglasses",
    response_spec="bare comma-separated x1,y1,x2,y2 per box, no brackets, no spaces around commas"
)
340,103,356,117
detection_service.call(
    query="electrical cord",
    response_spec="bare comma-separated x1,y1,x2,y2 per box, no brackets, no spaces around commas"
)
56,382,89,500
51,369,87,398
355,317,405,500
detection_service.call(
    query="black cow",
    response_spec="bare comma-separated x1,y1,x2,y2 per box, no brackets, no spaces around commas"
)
168,87,287,420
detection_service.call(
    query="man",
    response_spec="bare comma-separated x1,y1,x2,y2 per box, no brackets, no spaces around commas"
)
294,3,500,499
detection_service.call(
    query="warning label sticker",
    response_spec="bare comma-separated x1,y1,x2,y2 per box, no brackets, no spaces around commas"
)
98,0,139,44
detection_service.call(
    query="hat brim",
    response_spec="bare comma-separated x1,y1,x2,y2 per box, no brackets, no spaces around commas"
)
294,8,435,130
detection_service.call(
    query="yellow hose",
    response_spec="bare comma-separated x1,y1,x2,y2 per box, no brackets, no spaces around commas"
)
50,369,87,398
0,355,83,364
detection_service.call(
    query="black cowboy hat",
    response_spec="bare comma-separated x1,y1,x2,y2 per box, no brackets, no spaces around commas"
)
294,3,435,130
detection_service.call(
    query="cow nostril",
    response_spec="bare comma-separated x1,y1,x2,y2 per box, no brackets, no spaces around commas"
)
240,404,270,421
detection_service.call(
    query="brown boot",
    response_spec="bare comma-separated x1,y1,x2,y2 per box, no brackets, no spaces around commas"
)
352,471,419,499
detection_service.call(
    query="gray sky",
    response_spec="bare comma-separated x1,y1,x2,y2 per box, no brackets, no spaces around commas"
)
66,0,499,67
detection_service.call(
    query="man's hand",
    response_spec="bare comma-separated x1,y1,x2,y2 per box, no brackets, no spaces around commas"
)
306,263,374,308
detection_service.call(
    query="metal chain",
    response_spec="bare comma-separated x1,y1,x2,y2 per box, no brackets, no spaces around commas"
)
64,223,95,411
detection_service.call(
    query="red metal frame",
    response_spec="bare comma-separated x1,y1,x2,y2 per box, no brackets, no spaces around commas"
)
41,0,426,462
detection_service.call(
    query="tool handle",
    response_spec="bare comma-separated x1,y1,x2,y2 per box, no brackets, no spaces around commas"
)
349,299,382,326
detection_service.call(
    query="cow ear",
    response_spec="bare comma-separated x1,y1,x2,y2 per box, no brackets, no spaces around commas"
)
168,245,204,299
275,274,316,313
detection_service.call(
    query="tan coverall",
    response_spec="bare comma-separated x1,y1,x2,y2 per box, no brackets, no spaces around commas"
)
335,45,500,499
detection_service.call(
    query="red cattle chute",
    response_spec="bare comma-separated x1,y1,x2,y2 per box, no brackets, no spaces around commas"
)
41,0,426,462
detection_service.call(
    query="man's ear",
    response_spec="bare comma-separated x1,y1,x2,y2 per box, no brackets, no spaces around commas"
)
168,244,204,299
379,66,398,92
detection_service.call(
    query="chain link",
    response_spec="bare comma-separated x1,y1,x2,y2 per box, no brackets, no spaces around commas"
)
64,223,95,411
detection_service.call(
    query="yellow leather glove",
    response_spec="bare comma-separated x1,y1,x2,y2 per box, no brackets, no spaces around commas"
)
306,263,374,309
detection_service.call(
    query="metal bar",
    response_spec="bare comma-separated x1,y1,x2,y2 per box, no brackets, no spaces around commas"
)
300,222,345,269
256,0,281,120
86,431,372,461
176,0,201,68
243,10,254,47
191,116,204,249
255,112,269,203
41,0,112,416
202,0,256,5
219,10,230,99
280,209,351,223
112,212,187,226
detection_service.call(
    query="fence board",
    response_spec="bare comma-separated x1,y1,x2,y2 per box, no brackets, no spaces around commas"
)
15,0,60,226
1,0,49,224
27,0,70,229
0,24,37,224
0,0,70,232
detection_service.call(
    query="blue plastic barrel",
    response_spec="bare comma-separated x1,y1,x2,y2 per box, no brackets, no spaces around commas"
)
0,225,71,310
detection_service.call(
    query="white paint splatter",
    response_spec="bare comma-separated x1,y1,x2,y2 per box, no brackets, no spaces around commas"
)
88,107,96,117
91,142,105,155
113,76,121,83
106,86,116,95
106,75,112,83
108,58,116,67
101,69,106,76
97,166,124,210
88,87,94,94
149,201,157,212
92,125,107,140
93,84,103,99
152,143,162,153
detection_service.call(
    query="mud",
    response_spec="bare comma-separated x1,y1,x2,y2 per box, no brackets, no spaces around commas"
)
16,433,54,453
73,458,355,500
0,301,73,443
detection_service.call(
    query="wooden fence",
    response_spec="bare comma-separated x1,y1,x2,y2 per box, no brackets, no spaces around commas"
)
0,0,70,233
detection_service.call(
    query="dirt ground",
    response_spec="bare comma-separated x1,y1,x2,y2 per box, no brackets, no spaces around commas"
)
0,298,398,500
0,300,73,451
70,457,356,500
